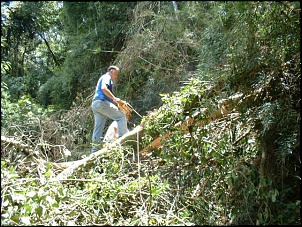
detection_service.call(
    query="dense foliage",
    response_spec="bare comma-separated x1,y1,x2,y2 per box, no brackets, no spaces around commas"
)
1,1,300,225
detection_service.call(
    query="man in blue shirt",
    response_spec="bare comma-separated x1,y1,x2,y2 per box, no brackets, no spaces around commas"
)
91,66,128,152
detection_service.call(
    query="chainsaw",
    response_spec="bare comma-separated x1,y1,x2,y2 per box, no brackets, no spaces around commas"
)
118,99,143,118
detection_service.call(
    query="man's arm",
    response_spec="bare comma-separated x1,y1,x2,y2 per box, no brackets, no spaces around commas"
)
101,83,120,104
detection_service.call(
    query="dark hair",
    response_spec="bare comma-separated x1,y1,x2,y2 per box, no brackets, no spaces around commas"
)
107,65,120,72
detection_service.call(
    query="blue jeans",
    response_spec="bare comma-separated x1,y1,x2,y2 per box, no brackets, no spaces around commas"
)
91,99,128,152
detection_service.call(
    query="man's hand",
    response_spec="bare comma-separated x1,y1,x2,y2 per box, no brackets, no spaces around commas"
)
113,97,120,104
117,99,132,119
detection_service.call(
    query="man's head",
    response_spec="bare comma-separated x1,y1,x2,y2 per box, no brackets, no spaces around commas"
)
108,65,120,81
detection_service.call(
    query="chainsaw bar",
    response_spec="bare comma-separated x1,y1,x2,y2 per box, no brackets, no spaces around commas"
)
127,103,143,118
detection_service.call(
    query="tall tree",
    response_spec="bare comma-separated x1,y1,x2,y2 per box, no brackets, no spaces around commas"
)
1,1,63,100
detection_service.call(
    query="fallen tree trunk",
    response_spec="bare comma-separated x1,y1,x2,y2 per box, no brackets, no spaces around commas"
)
44,92,247,179
139,93,243,154
53,125,144,180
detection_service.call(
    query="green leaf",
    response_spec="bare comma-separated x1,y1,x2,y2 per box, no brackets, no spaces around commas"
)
36,205,44,217
45,171,52,178
23,203,33,215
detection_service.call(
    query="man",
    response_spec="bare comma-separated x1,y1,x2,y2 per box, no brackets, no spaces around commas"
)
91,65,128,152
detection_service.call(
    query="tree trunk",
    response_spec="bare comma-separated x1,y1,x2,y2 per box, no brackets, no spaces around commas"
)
53,125,144,180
